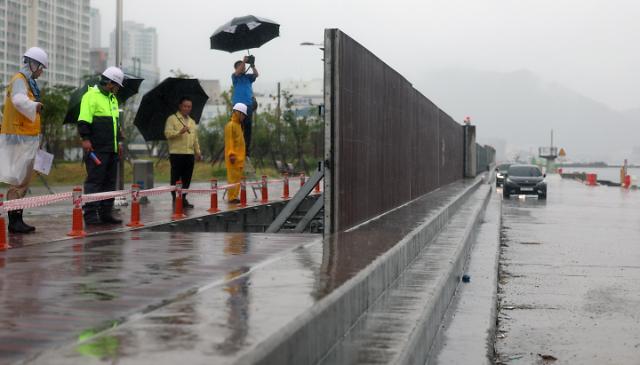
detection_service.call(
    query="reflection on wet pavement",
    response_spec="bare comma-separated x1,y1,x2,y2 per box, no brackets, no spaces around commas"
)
31,179,479,364
0,231,315,364
1,179,481,364
496,175,640,364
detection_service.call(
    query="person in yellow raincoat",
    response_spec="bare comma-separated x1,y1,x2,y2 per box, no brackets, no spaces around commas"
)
225,103,247,204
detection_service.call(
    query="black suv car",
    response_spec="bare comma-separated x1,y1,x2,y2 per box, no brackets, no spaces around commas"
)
503,164,547,199
495,163,511,187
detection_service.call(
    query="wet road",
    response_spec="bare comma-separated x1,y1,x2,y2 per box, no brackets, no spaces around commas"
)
495,175,640,364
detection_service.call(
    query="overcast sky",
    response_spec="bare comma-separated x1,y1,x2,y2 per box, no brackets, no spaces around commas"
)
91,0,640,111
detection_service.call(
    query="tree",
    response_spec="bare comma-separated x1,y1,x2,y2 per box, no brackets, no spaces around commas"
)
40,85,75,159
169,69,192,79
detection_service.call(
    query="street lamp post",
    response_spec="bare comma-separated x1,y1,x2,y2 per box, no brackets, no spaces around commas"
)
115,0,126,196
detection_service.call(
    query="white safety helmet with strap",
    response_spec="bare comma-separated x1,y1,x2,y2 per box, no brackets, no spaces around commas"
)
233,103,248,116
24,47,48,69
102,66,124,87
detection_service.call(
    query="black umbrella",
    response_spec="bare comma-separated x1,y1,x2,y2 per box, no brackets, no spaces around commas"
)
63,74,144,124
133,78,209,141
210,15,280,53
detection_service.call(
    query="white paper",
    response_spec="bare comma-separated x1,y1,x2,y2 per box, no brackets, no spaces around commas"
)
33,149,54,175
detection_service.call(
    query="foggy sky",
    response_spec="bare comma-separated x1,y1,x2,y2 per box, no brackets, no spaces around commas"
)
91,0,640,111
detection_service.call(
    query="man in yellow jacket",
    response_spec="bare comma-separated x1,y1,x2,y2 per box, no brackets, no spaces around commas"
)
0,47,48,234
224,103,247,204
164,96,201,208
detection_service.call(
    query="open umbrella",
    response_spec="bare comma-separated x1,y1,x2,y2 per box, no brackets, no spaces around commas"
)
63,74,144,124
210,15,280,53
133,78,209,141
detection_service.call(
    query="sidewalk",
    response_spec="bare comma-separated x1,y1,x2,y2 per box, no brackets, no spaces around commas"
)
4,180,303,248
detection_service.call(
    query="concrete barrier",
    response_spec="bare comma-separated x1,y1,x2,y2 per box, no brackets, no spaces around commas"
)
237,176,487,365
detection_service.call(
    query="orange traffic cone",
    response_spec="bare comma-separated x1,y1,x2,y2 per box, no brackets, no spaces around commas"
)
207,179,220,213
240,178,247,207
127,184,144,227
67,187,86,238
0,194,7,251
172,180,187,220
261,175,269,203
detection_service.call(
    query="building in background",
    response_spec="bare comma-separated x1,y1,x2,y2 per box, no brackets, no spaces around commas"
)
0,0,91,88
89,7,100,49
89,48,108,75
253,79,323,118
109,20,160,99
0,1,27,85
200,79,221,104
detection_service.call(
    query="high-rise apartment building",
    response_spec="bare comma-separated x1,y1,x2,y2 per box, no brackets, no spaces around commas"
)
0,1,27,86
90,7,101,48
0,0,91,88
109,21,160,97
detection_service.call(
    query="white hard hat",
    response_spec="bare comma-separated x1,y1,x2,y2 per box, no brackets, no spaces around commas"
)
102,66,124,87
233,103,248,115
24,47,48,68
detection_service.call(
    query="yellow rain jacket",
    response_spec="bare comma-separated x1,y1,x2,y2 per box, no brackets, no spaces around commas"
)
224,113,245,200
164,112,201,155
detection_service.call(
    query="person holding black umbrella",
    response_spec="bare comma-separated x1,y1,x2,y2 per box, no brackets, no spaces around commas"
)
77,66,125,225
232,56,258,157
164,96,202,208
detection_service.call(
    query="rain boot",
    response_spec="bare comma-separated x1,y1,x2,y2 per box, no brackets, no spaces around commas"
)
8,210,34,234
16,210,35,232
84,209,102,225
182,195,194,209
99,207,122,224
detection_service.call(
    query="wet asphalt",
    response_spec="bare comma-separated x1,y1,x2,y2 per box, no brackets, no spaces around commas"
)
495,175,640,364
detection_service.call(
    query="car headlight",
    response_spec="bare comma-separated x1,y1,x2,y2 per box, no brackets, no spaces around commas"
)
497,173,504,178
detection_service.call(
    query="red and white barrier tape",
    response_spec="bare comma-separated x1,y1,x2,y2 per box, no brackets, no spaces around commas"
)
182,183,239,194
3,192,73,212
1,177,298,212
83,190,130,204
138,186,176,197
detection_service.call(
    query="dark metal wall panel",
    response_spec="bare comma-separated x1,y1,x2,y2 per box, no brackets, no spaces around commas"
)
438,110,464,186
476,144,496,173
326,29,464,232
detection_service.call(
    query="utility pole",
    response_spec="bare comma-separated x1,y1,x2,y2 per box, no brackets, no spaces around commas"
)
115,0,126,196
115,0,123,67
276,82,281,121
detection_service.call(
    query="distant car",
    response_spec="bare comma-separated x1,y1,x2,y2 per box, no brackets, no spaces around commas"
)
495,163,511,187
503,164,547,199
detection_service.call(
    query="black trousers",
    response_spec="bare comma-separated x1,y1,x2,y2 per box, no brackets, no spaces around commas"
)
170,154,195,199
83,152,118,215
243,108,253,157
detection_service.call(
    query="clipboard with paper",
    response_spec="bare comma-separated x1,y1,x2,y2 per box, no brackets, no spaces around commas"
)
33,149,54,175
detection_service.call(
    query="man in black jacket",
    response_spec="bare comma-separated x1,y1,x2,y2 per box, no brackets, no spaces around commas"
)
77,66,125,225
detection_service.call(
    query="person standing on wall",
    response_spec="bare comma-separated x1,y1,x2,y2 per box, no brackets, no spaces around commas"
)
164,96,201,208
224,103,247,204
77,66,125,225
0,47,48,233
231,56,258,157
